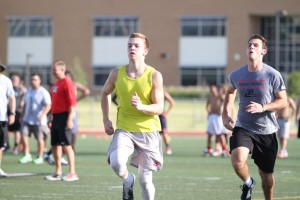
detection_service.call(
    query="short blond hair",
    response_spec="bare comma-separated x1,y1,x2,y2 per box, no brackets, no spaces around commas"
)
53,60,66,69
129,33,150,49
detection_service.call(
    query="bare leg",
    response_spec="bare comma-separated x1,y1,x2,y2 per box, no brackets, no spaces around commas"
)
63,145,76,174
52,145,62,174
22,135,30,155
37,139,45,158
162,133,170,147
231,147,251,181
281,138,287,150
258,169,274,200
0,149,2,167
71,134,76,152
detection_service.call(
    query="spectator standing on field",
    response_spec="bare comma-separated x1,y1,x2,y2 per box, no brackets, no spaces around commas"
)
159,91,175,155
65,70,90,151
295,95,300,138
19,73,51,164
204,84,228,157
7,73,26,154
222,34,287,200
45,61,78,181
276,96,296,158
0,63,16,177
101,33,164,200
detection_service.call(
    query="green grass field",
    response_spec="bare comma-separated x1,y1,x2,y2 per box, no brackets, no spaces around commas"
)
76,97,298,135
1,135,300,200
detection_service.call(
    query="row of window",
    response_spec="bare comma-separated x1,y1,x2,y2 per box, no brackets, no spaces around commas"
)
8,16,226,37
6,16,300,87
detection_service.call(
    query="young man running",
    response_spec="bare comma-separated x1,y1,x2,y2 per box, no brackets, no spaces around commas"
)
222,34,287,200
101,33,164,200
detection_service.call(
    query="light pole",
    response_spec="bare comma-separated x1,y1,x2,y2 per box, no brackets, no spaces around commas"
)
275,10,288,71
25,53,33,87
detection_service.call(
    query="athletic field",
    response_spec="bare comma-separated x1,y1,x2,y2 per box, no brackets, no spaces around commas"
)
1,135,300,200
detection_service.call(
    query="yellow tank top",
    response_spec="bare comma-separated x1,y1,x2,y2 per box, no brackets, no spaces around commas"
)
115,66,161,132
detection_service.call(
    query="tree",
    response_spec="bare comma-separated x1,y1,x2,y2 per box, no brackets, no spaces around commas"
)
287,70,300,99
71,57,88,86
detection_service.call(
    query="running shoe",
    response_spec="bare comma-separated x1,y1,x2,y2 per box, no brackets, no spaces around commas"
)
166,147,172,155
33,157,44,164
0,168,7,177
44,154,55,165
12,147,18,155
203,148,213,157
212,150,221,157
45,173,62,181
221,150,230,158
61,157,69,166
277,150,288,158
123,173,135,200
19,154,32,164
62,173,79,181
240,177,255,200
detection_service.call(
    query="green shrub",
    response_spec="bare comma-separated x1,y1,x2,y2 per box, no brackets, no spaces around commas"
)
287,70,300,98
165,86,209,98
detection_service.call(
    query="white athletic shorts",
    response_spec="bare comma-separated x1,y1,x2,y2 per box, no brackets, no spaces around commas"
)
207,114,224,135
277,118,290,139
107,129,163,171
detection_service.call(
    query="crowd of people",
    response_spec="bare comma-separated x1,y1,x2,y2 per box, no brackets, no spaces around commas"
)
1,33,300,200
0,61,90,182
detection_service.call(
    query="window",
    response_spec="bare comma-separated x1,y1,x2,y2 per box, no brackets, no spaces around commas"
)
8,66,52,88
261,16,300,74
92,16,139,87
8,16,52,37
181,16,226,36
181,68,225,86
93,67,114,86
94,16,138,36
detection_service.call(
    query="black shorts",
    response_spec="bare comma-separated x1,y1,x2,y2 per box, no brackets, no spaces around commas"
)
230,127,278,173
159,115,167,133
8,112,21,132
51,112,72,146
0,121,8,149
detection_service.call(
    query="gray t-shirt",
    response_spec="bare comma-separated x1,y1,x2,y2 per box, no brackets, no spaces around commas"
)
228,64,286,135
23,86,51,125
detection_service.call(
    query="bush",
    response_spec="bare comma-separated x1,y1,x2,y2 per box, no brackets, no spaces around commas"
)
287,70,300,98
165,86,209,98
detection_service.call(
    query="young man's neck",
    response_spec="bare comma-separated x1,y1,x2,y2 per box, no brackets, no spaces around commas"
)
128,60,146,72
248,60,264,72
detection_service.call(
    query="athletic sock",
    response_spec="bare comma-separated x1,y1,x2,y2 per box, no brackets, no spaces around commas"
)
245,177,253,187
124,172,134,187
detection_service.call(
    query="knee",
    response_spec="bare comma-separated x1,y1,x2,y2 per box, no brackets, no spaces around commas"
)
110,157,127,178
138,170,154,190
259,170,274,187
139,176,153,190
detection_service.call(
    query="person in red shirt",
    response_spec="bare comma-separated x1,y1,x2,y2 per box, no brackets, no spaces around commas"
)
45,60,78,181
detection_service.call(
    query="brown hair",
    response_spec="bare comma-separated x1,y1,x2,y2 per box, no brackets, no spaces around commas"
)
248,34,268,50
129,33,150,49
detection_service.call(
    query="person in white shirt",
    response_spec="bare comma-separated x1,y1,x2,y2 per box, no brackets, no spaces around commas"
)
0,63,16,177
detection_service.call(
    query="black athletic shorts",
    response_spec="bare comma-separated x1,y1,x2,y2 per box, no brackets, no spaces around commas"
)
230,127,278,173
51,112,72,146
8,112,21,132
0,121,8,149
159,115,167,134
